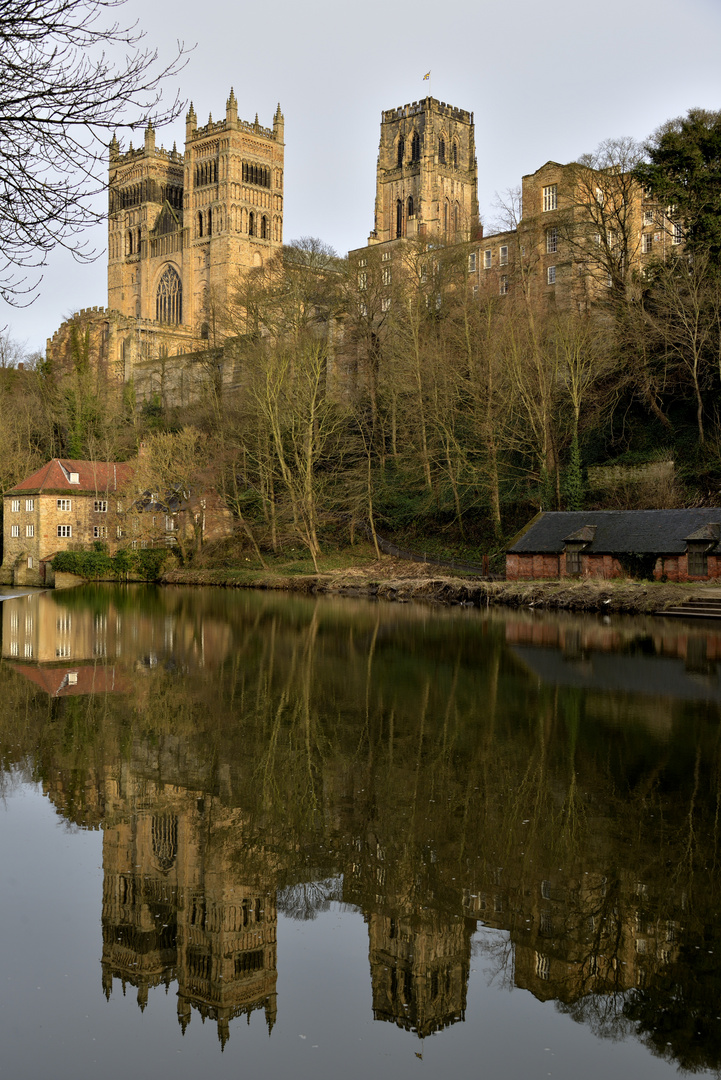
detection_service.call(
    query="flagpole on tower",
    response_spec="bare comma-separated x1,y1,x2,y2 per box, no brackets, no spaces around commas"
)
423,70,431,99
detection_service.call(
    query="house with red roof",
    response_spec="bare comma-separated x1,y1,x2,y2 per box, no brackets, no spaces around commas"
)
0,458,134,585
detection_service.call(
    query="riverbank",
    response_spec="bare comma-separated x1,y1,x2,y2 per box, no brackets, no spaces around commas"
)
160,559,721,613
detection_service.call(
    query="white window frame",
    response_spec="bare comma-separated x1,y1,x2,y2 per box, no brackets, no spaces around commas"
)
672,223,683,246
94,500,107,513
643,210,654,226
11,525,19,538
57,499,72,511
25,525,34,537
499,245,508,266
381,297,391,312
93,526,107,539
546,227,558,254
547,265,556,285
11,499,19,512
381,251,391,262
382,267,391,285
25,499,34,512
483,249,491,269
358,271,367,291
468,252,476,272
57,524,72,538
542,184,557,212
499,275,508,296
641,233,653,254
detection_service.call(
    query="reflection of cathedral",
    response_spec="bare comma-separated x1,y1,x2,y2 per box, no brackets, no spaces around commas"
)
101,776,277,1047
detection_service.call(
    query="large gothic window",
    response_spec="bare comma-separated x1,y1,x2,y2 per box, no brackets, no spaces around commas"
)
156,264,182,324
438,136,446,164
411,131,420,162
407,195,414,219
151,813,178,873
397,136,405,168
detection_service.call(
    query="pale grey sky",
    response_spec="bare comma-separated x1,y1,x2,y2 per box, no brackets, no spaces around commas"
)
4,0,721,353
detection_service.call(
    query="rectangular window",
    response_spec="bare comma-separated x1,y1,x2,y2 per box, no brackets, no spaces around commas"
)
11,525,19,538
165,516,177,531
688,550,708,576
546,227,558,254
359,302,368,316
643,210,654,226
499,275,508,295
27,557,33,569
11,499,19,512
381,251,391,262
565,548,581,574
24,643,33,659
25,499,34,512
382,267,391,285
93,526,107,539
468,252,477,272
547,265,556,284
641,233,653,254
358,271,367,290
499,245,508,266
543,184,557,212
483,249,491,269
381,297,391,312
94,500,107,513
116,526,123,539
672,223,683,246
57,525,72,538
358,257,367,267
57,499,71,511
472,284,479,297
25,525,34,538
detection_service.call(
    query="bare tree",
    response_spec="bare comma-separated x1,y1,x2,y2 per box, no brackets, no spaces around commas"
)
0,0,189,304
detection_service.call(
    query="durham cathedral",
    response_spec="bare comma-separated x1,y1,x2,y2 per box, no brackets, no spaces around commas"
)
45,91,481,400
46,88,659,399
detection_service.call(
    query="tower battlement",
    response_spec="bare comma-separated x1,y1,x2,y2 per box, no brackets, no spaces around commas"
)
382,98,473,125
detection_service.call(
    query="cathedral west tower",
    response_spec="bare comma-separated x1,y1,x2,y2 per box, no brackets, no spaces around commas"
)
107,93,285,340
368,97,479,245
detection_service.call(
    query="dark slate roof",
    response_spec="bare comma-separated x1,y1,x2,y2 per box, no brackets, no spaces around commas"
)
508,510,721,555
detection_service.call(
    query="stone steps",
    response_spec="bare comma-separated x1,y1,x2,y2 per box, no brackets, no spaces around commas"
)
657,595,721,620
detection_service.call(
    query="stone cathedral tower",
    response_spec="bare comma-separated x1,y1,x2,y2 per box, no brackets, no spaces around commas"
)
107,92,285,340
368,97,479,245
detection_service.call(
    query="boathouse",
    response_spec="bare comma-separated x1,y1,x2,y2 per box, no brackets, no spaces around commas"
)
506,510,721,582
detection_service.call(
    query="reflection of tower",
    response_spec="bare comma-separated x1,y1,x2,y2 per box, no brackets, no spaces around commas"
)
368,912,470,1036
101,775,278,1046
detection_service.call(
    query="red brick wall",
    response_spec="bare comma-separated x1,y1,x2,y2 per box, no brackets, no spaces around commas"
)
506,551,721,581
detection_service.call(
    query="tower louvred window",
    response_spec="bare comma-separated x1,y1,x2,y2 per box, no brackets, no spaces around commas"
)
156,264,182,324
411,131,420,162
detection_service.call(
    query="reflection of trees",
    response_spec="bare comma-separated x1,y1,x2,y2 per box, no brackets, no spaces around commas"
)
277,878,343,921
3,592,721,1066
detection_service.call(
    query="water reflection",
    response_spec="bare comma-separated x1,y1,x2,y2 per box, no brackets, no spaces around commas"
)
1,587,721,1071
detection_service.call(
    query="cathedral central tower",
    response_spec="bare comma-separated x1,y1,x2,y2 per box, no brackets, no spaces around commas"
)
369,97,478,245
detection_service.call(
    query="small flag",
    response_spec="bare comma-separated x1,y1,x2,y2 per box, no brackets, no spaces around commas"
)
423,71,431,80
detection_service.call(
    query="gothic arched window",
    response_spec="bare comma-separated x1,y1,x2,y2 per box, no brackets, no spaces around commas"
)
454,202,460,233
261,215,268,239
151,813,178,873
397,136,405,168
407,195,414,219
438,137,446,164
411,131,420,162
443,200,449,234
207,208,212,236
396,199,403,239
452,141,458,168
198,211,203,238
156,264,182,324
249,211,255,237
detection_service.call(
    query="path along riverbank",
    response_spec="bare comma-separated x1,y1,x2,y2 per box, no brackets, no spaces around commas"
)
159,559,721,614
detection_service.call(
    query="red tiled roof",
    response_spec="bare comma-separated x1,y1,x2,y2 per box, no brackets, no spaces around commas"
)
9,664,131,696
10,459,134,494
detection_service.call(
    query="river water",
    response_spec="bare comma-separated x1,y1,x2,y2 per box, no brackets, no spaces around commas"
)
1,585,720,1080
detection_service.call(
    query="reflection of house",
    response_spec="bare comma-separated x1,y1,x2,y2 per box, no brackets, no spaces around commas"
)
101,778,277,1046
1,592,231,672
507,510,721,581
0,458,134,586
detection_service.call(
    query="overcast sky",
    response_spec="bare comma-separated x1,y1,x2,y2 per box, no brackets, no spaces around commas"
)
4,0,721,354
